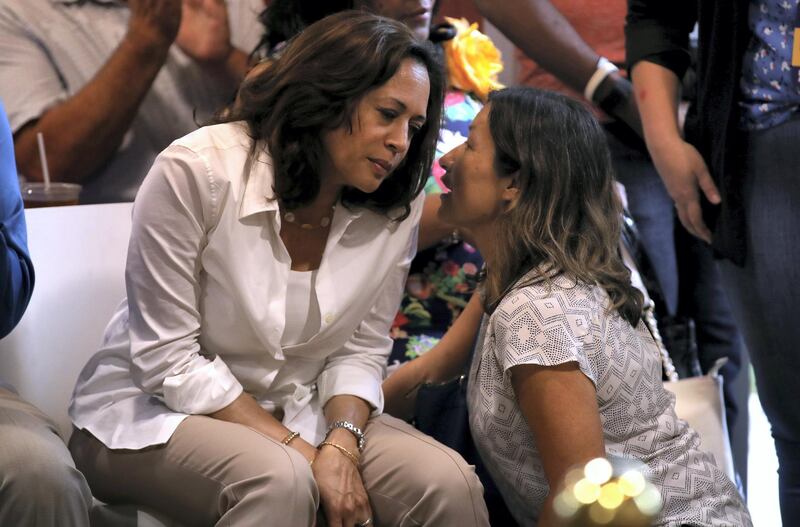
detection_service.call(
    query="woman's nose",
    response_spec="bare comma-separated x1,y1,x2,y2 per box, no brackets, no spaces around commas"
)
386,123,410,155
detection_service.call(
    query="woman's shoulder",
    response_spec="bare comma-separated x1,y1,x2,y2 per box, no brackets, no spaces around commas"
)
491,275,603,335
170,121,252,158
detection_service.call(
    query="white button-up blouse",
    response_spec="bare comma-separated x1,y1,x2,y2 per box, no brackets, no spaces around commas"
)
69,122,423,450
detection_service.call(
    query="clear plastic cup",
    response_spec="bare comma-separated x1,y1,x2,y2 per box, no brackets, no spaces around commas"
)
21,182,82,208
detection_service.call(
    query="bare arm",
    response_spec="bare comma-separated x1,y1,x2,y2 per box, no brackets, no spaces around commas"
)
14,0,181,184
383,292,483,420
315,395,373,527
15,0,249,185
473,0,642,136
631,61,719,242
511,362,606,527
210,392,318,461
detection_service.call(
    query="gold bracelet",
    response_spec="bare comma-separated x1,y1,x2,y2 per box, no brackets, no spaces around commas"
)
318,441,360,467
281,431,300,445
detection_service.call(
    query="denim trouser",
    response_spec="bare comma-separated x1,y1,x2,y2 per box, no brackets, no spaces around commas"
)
604,123,750,486
718,113,800,522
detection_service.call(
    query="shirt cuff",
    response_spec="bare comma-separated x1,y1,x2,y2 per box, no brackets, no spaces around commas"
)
162,356,244,415
316,364,384,416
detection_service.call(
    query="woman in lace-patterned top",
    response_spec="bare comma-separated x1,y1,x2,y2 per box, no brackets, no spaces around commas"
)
386,86,752,526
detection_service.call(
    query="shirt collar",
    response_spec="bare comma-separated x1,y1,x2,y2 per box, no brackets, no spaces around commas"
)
238,143,367,227
239,144,280,220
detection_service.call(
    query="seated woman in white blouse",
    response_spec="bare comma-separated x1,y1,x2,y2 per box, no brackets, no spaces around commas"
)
383,86,752,527
67,13,489,527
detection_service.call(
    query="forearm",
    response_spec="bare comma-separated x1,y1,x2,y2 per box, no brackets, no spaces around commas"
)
323,394,371,453
14,32,170,184
630,61,682,153
210,392,317,461
383,293,483,419
473,0,598,92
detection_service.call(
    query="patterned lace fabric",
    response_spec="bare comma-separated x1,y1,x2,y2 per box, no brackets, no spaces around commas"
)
467,273,752,526
389,90,484,364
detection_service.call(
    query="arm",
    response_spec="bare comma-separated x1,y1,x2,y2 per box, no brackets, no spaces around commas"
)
11,0,182,185
630,62,718,242
0,103,33,338
510,363,605,526
11,0,248,185
472,0,642,136
625,0,718,242
495,291,605,525
382,292,483,420
417,193,455,250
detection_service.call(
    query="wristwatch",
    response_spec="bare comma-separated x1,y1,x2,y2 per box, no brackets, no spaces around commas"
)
326,420,366,452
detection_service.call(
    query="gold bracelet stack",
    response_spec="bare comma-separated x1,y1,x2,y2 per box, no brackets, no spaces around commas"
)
281,430,300,445
318,441,360,467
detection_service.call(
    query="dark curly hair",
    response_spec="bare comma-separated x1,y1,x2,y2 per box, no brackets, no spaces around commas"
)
226,12,445,219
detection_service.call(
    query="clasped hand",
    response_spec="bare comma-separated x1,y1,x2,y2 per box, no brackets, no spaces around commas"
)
313,444,373,527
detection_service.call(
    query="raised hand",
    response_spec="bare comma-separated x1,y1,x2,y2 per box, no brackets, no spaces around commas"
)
649,137,721,243
127,0,182,49
175,0,233,64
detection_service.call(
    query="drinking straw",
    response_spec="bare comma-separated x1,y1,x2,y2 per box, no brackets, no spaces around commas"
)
36,132,51,188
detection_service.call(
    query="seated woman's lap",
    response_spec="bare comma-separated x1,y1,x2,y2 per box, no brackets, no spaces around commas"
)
68,414,489,527
68,416,319,526
361,414,488,526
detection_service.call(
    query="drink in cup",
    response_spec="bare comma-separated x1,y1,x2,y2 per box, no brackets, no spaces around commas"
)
21,182,82,208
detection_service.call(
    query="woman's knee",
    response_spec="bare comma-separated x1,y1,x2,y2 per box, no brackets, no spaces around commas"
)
222,444,318,516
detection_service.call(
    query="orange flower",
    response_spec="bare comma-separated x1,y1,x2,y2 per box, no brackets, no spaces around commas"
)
443,17,504,101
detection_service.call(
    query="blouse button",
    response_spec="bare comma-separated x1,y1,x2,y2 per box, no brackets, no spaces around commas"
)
324,313,335,324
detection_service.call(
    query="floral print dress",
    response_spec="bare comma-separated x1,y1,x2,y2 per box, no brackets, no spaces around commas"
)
389,90,485,363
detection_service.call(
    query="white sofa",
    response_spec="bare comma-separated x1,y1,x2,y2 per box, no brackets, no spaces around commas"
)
0,203,176,527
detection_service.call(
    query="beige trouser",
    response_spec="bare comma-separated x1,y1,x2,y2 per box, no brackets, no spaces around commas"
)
0,387,92,526
69,413,489,527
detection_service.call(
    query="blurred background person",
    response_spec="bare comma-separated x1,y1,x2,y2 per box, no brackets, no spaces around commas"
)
627,0,800,521
0,0,263,204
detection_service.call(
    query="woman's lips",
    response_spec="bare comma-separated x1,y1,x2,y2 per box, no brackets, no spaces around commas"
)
368,157,391,177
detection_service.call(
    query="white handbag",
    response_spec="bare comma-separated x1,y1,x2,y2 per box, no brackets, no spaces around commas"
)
643,303,737,481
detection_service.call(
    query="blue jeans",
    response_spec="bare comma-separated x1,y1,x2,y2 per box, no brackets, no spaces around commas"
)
718,113,800,522
605,123,749,486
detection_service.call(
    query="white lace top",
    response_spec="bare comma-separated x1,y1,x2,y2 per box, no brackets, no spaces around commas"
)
467,273,752,526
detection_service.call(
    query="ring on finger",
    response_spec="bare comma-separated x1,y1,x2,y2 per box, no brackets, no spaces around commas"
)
355,518,373,527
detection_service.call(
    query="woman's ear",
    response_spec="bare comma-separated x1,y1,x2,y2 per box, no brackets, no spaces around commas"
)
502,174,520,208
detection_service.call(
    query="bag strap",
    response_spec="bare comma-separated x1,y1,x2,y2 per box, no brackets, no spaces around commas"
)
642,300,680,382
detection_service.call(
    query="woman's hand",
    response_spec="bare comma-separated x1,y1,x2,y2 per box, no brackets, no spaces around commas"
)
313,443,372,527
648,136,720,244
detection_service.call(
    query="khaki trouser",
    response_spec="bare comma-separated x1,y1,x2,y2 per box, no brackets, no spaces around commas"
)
69,413,489,527
0,387,92,526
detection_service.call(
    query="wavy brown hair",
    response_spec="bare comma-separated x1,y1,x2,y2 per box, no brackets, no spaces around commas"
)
227,12,444,219
484,87,643,326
